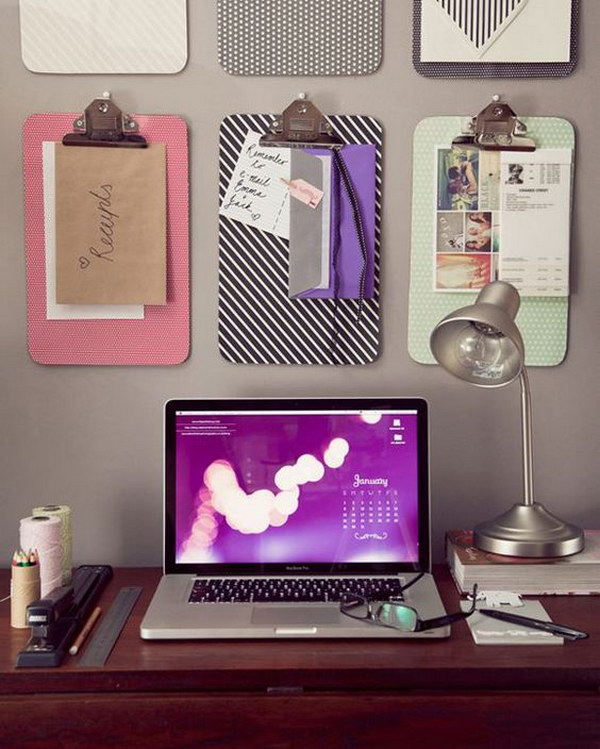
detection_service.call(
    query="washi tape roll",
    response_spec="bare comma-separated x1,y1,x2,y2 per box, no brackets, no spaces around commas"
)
32,504,72,584
20,515,62,596
11,556,41,629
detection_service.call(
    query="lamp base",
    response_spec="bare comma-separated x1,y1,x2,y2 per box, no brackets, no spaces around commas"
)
474,502,584,558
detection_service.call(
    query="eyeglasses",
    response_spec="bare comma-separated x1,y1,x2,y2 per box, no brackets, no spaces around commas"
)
340,583,478,633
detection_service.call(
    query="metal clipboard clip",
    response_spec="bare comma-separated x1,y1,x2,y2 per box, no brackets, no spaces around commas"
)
259,93,343,150
62,92,147,148
452,96,536,153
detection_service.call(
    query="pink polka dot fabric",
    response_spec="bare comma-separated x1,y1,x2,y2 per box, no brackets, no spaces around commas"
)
23,114,189,365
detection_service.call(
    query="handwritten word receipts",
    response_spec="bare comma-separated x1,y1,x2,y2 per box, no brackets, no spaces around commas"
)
55,144,167,305
220,131,291,239
78,184,119,270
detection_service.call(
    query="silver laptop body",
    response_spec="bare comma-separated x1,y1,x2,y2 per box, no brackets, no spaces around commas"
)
141,397,449,639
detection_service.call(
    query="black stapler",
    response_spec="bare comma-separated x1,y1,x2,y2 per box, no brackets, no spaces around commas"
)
16,565,113,667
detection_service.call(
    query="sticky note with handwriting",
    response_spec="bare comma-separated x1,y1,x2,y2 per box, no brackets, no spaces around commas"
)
55,144,167,305
282,178,324,209
219,131,290,238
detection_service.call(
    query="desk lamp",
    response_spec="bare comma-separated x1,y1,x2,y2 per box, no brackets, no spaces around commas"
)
430,281,584,557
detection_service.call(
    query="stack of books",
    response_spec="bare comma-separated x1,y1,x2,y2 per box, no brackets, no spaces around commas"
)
446,530,600,595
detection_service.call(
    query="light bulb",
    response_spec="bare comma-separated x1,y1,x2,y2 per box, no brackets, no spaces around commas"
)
455,323,506,380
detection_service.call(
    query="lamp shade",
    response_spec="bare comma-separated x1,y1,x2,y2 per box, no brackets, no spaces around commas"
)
430,281,525,387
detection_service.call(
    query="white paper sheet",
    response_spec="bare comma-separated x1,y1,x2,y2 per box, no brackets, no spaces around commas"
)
220,131,291,239
499,149,572,297
420,0,571,64
43,142,144,320
461,600,562,645
316,155,332,290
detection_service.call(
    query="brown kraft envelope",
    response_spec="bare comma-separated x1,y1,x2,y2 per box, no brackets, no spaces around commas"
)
55,143,167,305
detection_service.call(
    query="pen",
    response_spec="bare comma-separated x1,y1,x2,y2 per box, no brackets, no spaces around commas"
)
69,606,102,655
479,609,589,641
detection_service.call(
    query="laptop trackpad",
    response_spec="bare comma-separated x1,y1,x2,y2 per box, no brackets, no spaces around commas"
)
251,606,339,625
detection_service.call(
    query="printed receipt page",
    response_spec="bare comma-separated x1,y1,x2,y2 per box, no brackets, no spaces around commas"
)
499,149,572,296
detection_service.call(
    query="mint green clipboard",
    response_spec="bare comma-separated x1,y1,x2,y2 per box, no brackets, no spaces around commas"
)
409,116,574,366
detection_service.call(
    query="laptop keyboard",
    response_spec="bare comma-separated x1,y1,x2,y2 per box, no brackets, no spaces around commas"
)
188,577,405,604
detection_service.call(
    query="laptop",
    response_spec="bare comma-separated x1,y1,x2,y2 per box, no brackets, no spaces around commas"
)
140,397,450,639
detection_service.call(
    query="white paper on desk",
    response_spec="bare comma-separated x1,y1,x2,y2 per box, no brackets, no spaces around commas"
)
461,600,563,645
43,143,144,320
499,149,572,297
220,131,291,239
420,0,571,63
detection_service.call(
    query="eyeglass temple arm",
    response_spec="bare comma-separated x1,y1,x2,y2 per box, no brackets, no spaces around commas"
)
417,610,472,631
418,588,477,631
421,611,473,629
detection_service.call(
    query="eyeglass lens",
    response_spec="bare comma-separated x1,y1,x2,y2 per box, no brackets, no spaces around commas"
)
377,603,419,631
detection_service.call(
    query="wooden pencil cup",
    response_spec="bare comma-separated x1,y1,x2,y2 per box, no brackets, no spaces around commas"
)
11,563,41,629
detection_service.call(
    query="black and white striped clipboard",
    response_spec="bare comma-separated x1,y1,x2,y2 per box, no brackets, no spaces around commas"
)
218,113,382,366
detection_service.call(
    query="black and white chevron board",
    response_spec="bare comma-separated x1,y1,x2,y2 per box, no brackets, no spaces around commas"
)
218,113,382,366
413,0,578,78
435,0,527,51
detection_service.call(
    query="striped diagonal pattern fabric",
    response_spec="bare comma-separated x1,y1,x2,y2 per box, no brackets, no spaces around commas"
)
20,0,188,74
435,0,527,50
218,114,382,366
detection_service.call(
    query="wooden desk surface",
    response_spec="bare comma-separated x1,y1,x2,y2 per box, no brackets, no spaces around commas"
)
2,567,600,748
1,566,599,695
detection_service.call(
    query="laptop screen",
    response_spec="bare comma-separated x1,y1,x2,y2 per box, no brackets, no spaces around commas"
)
165,399,429,574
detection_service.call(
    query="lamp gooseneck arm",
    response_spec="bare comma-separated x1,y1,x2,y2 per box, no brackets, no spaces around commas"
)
520,368,534,507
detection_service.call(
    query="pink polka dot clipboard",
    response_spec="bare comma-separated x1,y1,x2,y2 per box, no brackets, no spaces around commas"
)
23,113,189,365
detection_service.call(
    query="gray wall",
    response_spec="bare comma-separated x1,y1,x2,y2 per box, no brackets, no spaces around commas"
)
1,1,598,567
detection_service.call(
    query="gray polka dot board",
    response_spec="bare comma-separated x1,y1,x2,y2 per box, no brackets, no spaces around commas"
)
413,0,578,78
217,0,382,76
409,117,573,367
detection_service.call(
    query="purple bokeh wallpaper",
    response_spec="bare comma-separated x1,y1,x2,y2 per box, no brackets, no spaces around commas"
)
175,410,420,564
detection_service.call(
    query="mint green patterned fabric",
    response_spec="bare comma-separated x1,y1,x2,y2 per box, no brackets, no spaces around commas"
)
409,116,574,366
